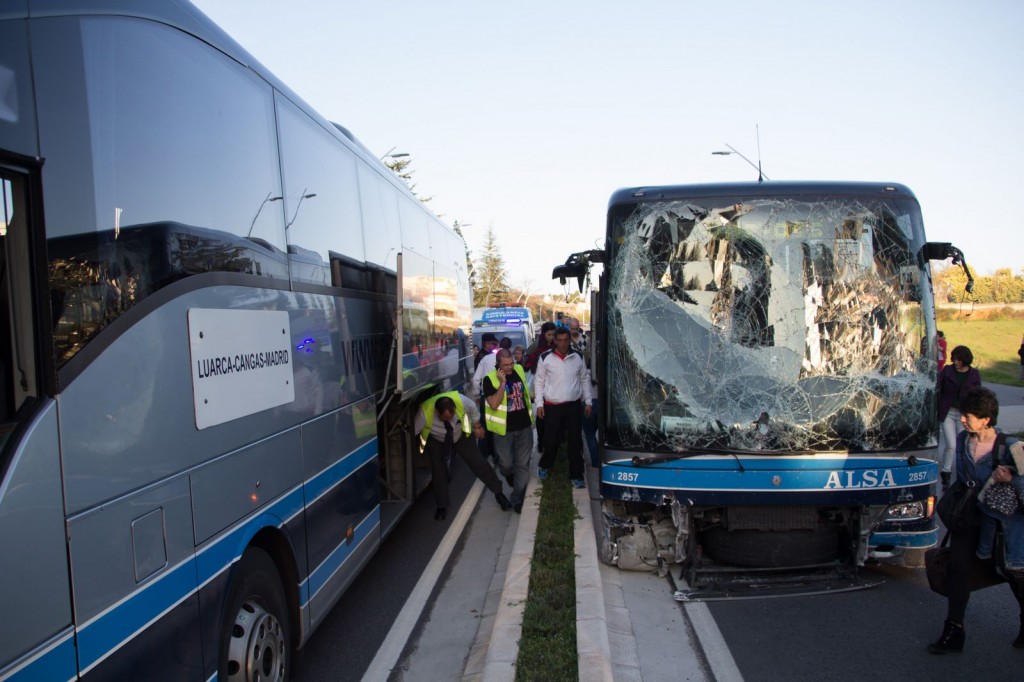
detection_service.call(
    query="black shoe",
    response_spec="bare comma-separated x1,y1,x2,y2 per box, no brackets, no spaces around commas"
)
513,502,523,514
940,471,951,490
496,492,511,511
504,472,514,487
928,619,964,654
434,507,447,521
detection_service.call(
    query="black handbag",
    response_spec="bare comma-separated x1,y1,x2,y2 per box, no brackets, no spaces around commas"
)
937,478,981,531
925,531,1006,597
937,433,1008,531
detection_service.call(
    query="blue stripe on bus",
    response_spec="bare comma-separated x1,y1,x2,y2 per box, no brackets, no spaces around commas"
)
0,629,76,682
303,506,381,603
304,439,378,506
601,455,937,492
73,438,380,676
77,554,200,675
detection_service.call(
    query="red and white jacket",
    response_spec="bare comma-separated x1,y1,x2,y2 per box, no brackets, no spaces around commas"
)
534,348,593,406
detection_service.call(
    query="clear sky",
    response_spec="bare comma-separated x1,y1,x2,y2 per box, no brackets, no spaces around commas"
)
192,0,1024,294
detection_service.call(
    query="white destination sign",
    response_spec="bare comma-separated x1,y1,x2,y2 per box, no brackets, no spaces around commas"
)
188,308,295,429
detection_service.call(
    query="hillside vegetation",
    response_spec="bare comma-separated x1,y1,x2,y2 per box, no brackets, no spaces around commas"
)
937,317,1024,386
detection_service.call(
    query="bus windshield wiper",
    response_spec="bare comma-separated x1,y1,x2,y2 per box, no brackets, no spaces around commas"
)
631,446,818,466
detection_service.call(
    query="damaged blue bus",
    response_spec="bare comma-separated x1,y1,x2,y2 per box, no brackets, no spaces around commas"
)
554,182,972,599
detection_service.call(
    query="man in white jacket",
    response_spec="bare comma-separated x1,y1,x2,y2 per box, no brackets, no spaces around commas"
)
534,327,593,488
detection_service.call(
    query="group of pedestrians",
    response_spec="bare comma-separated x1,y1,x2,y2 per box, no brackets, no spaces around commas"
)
415,315,595,520
927,333,1024,654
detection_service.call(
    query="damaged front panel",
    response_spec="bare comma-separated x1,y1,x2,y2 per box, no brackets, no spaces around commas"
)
606,194,938,455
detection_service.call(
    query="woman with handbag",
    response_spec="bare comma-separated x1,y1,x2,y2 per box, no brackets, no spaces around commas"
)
929,387,1024,654
936,345,982,490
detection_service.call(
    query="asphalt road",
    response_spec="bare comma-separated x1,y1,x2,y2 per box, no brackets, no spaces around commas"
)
701,383,1023,680
707,560,1022,681
292,462,475,682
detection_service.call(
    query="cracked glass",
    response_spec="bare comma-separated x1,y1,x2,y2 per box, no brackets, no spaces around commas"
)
606,193,937,454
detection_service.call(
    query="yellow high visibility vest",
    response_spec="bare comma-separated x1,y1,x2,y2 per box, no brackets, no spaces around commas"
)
419,391,470,444
483,364,533,436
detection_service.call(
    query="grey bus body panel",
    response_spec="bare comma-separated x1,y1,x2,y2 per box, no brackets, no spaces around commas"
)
58,283,390,516
0,2,466,677
0,400,73,674
190,430,303,546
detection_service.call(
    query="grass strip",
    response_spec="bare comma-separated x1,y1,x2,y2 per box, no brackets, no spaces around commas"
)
936,318,1024,386
515,451,578,681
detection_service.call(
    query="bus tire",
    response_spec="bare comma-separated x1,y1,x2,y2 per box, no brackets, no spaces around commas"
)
701,526,839,568
220,548,291,682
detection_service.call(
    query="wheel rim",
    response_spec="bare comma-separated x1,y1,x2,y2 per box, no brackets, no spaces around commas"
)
226,598,287,682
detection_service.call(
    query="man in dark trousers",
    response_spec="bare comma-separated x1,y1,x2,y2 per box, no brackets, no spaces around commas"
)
534,327,593,488
414,391,511,520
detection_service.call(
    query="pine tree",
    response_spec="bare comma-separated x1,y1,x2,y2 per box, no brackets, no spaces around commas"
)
474,225,510,307
384,156,432,202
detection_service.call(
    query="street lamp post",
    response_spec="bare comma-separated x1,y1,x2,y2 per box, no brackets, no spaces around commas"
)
380,146,410,161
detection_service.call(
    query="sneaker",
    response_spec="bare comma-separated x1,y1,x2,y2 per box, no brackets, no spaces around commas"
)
572,479,585,489
537,468,549,480
513,502,523,514
495,492,511,511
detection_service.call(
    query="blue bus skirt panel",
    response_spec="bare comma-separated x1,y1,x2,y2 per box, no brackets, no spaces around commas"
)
0,629,77,682
58,440,380,681
600,454,938,507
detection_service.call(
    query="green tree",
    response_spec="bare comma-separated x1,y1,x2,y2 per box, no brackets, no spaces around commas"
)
933,263,1024,304
384,156,432,202
474,225,510,307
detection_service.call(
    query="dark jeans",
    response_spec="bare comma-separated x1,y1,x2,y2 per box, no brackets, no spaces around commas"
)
539,400,584,480
478,397,495,458
423,434,502,508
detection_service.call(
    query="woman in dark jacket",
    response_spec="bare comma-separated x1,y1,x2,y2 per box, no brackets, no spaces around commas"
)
936,345,982,489
928,387,1024,653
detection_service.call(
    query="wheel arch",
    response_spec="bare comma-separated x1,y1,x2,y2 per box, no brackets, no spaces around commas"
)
244,526,303,650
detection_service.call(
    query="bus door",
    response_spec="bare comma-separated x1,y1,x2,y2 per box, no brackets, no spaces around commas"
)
0,161,77,680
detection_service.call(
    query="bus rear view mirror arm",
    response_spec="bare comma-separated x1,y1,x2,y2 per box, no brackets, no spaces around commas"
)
918,241,974,294
552,249,605,292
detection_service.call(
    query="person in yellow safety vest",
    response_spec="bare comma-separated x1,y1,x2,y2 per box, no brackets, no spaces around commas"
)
483,349,535,514
413,391,511,520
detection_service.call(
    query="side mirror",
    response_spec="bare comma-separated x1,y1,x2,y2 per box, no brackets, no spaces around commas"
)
918,241,974,294
552,249,605,292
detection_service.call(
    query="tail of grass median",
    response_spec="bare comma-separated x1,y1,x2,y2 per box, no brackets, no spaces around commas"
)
515,452,578,681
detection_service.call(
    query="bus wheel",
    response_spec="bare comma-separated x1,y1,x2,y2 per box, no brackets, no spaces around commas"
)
221,548,290,682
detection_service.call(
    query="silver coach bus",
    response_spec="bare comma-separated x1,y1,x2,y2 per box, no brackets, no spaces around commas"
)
0,1,472,679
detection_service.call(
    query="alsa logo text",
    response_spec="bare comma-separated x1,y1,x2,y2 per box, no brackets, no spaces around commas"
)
823,469,896,489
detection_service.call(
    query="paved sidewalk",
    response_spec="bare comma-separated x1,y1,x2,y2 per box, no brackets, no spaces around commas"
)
390,458,719,682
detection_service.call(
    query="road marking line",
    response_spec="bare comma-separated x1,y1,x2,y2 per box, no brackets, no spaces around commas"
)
362,479,485,680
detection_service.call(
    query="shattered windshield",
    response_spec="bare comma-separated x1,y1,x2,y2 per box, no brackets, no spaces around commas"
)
606,195,937,454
